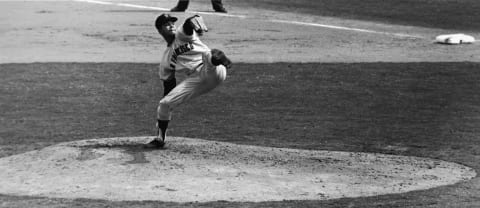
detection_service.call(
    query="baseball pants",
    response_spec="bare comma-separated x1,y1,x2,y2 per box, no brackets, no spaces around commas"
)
157,66,226,120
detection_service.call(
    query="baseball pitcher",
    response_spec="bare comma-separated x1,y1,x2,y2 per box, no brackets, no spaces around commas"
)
147,14,232,148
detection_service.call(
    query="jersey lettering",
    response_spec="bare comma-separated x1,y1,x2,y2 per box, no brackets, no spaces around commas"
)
170,42,195,69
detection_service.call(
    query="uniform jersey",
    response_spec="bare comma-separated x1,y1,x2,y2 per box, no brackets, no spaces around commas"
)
159,24,210,80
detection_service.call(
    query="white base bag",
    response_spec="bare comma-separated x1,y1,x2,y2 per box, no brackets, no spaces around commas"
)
435,33,475,45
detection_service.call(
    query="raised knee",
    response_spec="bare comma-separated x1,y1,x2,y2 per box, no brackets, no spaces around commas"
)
159,99,169,105
216,67,227,82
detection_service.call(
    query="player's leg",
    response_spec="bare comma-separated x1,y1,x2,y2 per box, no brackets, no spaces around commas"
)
211,0,227,13
160,75,209,112
152,75,203,148
147,76,177,148
171,0,189,12
156,70,225,142
175,67,226,105
202,65,227,86
158,77,176,141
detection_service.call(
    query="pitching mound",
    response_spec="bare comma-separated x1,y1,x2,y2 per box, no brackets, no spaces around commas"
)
0,137,475,202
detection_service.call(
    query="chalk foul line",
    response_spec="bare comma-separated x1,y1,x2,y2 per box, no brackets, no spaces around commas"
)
73,0,423,39
271,20,423,39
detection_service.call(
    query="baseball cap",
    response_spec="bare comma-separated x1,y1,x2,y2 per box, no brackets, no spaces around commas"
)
155,14,178,28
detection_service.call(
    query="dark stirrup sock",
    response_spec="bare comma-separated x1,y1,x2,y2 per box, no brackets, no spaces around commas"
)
157,120,170,141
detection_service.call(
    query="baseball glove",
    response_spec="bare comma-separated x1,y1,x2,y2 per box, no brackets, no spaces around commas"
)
187,15,208,35
211,49,232,69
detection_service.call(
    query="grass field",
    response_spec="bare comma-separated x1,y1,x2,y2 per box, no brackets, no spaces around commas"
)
1,62,479,207
231,0,480,31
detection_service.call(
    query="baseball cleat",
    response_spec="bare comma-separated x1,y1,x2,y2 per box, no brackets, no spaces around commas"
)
213,7,227,13
144,127,166,148
144,139,165,148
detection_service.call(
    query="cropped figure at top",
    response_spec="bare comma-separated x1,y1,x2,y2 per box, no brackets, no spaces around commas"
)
171,0,227,13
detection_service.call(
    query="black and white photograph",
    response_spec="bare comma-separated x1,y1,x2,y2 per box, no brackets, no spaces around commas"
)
0,0,479,207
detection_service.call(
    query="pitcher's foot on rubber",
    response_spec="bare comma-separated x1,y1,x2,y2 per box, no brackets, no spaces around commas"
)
144,139,165,149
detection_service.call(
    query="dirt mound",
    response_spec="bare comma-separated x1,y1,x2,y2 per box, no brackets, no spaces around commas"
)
0,137,475,202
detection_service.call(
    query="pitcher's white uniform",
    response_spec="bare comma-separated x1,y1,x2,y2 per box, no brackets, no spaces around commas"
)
157,24,226,120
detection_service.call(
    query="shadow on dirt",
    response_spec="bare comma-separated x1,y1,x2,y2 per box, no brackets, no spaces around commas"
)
76,143,166,165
